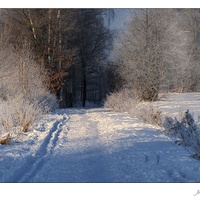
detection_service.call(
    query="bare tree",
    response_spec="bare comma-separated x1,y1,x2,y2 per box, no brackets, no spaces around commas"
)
0,9,114,107
74,9,113,107
176,9,200,92
0,9,76,99
158,9,200,93
115,9,187,101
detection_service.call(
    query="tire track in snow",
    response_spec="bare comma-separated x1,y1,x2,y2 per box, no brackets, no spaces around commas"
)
8,114,69,182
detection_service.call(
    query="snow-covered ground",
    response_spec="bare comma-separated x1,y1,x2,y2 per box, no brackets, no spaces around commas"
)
151,92,200,121
1,93,200,184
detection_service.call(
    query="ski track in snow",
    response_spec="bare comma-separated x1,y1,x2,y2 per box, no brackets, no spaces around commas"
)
5,114,69,182
2,94,200,182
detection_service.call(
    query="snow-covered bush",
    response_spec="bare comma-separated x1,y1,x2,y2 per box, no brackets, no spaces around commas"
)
104,89,163,126
163,110,200,156
136,105,163,126
104,89,138,112
36,91,58,112
0,37,58,108
0,36,58,144
0,94,44,143
0,92,58,144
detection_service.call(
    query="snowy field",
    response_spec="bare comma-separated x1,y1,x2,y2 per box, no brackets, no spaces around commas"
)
1,93,200,184
151,92,200,121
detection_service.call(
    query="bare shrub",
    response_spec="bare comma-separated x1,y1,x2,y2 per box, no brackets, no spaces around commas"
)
104,89,138,112
104,89,163,126
0,94,45,143
0,30,58,143
0,35,58,109
163,110,200,157
136,105,163,126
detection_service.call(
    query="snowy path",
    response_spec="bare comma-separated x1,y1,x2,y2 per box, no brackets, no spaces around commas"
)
1,113,69,182
1,107,200,182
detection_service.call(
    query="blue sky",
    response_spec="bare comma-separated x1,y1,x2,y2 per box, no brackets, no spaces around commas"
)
110,9,130,30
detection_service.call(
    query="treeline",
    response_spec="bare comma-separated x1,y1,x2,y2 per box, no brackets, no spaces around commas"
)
1,8,199,109
110,9,200,101
0,9,114,107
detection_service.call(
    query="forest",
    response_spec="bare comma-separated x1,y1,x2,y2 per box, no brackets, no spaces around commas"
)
0,9,114,109
0,9,200,108
0,8,200,136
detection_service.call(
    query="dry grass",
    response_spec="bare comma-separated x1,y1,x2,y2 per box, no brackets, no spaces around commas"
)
0,136,10,145
0,94,45,143
104,89,163,126
104,89,138,112
136,105,163,126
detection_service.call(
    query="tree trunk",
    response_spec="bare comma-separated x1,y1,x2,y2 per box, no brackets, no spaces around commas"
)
57,9,62,71
27,9,37,43
47,9,52,65
81,58,87,107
